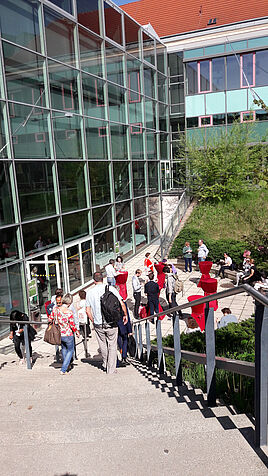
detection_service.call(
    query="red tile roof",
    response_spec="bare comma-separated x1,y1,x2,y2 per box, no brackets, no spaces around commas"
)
121,0,268,37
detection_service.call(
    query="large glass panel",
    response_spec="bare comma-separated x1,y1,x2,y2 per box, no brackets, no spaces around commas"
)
160,133,168,160
0,226,19,265
130,126,144,160
144,67,156,98
79,27,103,77
22,218,59,256
129,98,143,124
242,53,254,86
92,205,113,232
186,62,198,94
115,200,131,224
148,195,160,214
116,223,133,259
85,118,108,160
125,15,140,57
108,83,126,123
113,161,130,201
143,32,155,65
44,6,75,66
256,50,268,86
146,131,157,160
110,124,128,160
0,162,14,226
127,56,141,94
212,57,225,91
53,114,83,159
170,83,184,107
81,240,93,283
169,52,183,77
227,56,240,90
0,102,7,158
158,73,167,103
135,217,148,250
150,213,161,240
66,244,81,291
0,0,41,52
57,162,86,212
49,61,79,113
63,211,89,241
145,99,156,129
200,60,210,92
148,161,159,193
77,0,100,35
106,42,124,86
9,104,50,159
3,43,44,106
47,249,65,294
48,1,73,14
89,162,111,205
132,161,145,197
82,73,106,119
94,229,115,270
16,162,56,220
156,44,166,74
104,2,122,45
0,263,24,337
134,197,146,217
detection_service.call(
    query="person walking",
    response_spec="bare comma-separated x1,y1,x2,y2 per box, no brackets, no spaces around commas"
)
144,252,154,275
86,271,127,374
132,269,142,319
182,242,192,272
144,272,160,316
77,290,91,338
105,259,117,286
49,294,80,375
163,266,177,310
9,310,36,364
198,240,209,262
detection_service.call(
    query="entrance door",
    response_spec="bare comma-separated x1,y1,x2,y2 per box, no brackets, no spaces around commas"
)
26,259,61,312
65,238,93,292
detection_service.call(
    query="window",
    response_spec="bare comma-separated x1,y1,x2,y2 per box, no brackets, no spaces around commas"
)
82,74,105,119
213,114,226,125
143,32,155,65
108,84,126,123
79,27,103,77
146,131,157,160
22,218,59,256
199,60,211,93
63,211,89,242
241,53,255,87
144,67,156,98
110,124,128,160
256,109,268,121
115,201,131,224
48,1,73,14
106,43,124,86
255,50,268,86
85,118,108,160
0,226,19,265
0,162,14,226
49,61,79,113
240,111,255,123
132,162,145,197
116,223,133,259
125,15,140,56
104,2,122,45
199,115,212,127
148,162,159,193
94,229,115,271
212,57,225,91
227,56,240,90
88,162,111,205
113,162,130,201
92,205,113,232
44,7,75,66
186,62,198,94
227,113,240,124
131,126,144,160
57,162,86,212
77,0,100,35
186,117,198,128
53,114,82,159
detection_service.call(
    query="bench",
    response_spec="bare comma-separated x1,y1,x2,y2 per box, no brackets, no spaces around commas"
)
168,258,238,284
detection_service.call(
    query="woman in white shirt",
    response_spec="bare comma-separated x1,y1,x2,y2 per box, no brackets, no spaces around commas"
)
115,255,125,272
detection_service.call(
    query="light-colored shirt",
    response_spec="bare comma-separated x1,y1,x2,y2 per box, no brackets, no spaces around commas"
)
105,264,116,278
49,306,77,336
86,284,122,325
217,314,238,329
132,275,141,293
198,243,209,258
69,303,79,329
224,256,232,266
77,298,87,324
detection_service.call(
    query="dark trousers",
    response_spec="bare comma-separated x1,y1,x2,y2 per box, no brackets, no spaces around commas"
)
219,265,231,278
148,298,159,316
13,334,32,359
184,257,192,272
118,334,128,360
166,291,177,310
133,291,141,319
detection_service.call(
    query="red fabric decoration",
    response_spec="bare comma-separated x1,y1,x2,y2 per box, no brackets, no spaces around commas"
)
115,271,128,300
187,295,206,331
198,261,213,288
44,300,52,317
154,262,166,290
201,278,218,311
139,303,166,320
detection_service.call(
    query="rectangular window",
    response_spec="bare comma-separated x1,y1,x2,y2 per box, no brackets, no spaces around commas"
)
128,72,141,102
104,1,122,45
227,56,240,90
186,62,198,94
186,117,198,128
88,162,111,205
44,6,75,66
213,114,226,125
240,111,255,123
79,27,103,77
82,73,105,119
130,123,142,134
199,115,212,127
212,57,225,91
57,162,86,213
92,205,113,232
198,60,211,93
113,162,130,201
85,118,108,159
255,50,268,87
77,0,100,35
241,53,255,87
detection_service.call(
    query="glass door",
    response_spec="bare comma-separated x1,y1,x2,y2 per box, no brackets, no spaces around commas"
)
26,259,61,313
65,237,93,292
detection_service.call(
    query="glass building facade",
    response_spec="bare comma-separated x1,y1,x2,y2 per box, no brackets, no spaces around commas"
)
0,0,169,335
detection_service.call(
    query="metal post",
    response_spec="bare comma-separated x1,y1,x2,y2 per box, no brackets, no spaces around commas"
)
82,323,88,358
255,303,268,447
205,305,216,407
134,324,138,359
138,323,143,361
23,324,32,370
156,318,165,375
173,314,182,387
145,321,151,365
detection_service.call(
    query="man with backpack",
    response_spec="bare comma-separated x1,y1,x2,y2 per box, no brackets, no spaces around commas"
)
163,266,183,319
86,271,127,374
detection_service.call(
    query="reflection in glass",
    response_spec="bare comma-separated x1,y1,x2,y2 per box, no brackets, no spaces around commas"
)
16,162,56,220
159,103,167,131
148,162,159,193
129,99,143,124
53,115,83,159
0,263,24,336
0,0,41,52
227,56,240,90
135,217,148,250
146,131,157,160
3,43,44,106
77,0,100,35
158,73,167,103
145,99,156,129
94,229,115,270
82,73,105,119
63,211,89,242
150,213,161,240
108,84,126,123
170,83,184,106
0,162,14,226
144,67,155,98
92,205,113,232
148,195,160,214
0,226,19,265
104,2,122,45
110,124,128,160
47,250,65,294
67,244,81,291
9,103,50,159
23,218,59,256
113,162,130,201
49,0,73,14
49,61,79,113
57,162,86,212
85,118,108,160
106,42,124,86
212,57,225,91
44,6,75,65
79,27,102,76
116,201,131,224
116,223,133,259
156,44,166,74
200,60,210,92
186,62,198,94
169,51,183,77
131,127,144,160
143,32,155,65
0,102,7,158
242,53,253,86
125,16,140,57
81,240,93,283
256,50,268,86
160,133,168,160
134,197,146,217
132,161,145,197
89,162,111,205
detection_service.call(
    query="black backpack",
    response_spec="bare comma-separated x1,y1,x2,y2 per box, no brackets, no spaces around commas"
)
100,285,124,327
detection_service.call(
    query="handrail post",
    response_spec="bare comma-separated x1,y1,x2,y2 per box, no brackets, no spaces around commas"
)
134,324,138,359
23,324,32,370
205,305,216,407
173,313,182,387
145,321,151,365
255,303,268,447
156,318,165,375
138,323,143,361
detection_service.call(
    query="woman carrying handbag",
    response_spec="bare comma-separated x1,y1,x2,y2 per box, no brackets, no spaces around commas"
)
49,293,80,375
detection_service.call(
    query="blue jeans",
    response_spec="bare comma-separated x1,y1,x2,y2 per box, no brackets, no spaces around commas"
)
184,257,192,272
198,257,206,262
148,299,159,316
61,335,74,373
107,277,116,286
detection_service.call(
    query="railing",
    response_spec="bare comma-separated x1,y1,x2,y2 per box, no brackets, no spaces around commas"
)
132,284,268,449
154,190,191,261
